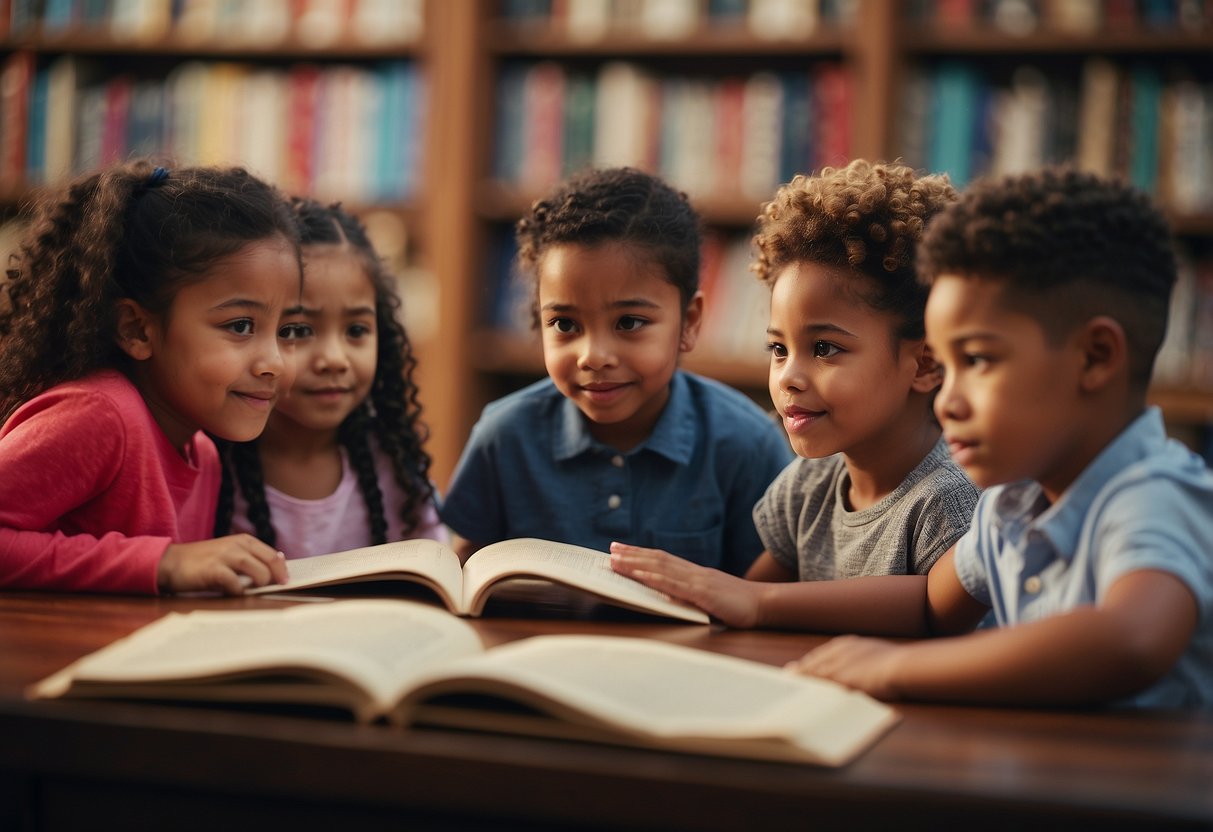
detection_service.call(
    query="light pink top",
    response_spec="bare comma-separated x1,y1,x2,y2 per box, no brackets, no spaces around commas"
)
231,446,447,557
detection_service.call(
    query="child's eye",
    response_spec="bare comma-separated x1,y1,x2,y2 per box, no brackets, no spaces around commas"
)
813,341,842,358
765,342,787,359
225,319,255,336
347,323,373,339
617,315,646,332
547,317,578,334
964,352,992,368
279,322,312,341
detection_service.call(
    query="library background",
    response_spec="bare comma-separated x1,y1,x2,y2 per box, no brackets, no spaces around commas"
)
1,0,1211,489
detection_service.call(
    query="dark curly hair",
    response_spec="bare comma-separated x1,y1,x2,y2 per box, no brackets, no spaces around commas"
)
214,198,435,546
514,166,701,325
917,166,1177,390
752,159,957,341
0,159,300,423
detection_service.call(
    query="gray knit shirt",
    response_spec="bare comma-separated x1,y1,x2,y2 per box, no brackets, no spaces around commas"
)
753,438,979,580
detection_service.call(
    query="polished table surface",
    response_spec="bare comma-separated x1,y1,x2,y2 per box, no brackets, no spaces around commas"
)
1,588,1211,831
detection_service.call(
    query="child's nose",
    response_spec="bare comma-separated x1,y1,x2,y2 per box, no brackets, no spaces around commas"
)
314,336,350,372
577,333,617,370
253,339,287,378
774,356,807,394
935,375,967,422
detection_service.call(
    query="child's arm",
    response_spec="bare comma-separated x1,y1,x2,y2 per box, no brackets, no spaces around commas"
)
744,552,796,582
609,543,986,635
790,569,1198,705
158,536,289,595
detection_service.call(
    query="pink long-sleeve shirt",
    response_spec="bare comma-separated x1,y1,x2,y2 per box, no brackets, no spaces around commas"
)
0,370,220,593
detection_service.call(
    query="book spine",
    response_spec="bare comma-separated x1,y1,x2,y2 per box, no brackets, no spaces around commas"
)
25,64,48,184
0,51,33,188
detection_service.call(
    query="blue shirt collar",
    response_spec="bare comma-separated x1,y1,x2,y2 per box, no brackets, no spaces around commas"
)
993,408,1168,559
552,371,697,464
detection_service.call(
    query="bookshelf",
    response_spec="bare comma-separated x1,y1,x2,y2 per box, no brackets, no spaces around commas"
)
3,0,1213,489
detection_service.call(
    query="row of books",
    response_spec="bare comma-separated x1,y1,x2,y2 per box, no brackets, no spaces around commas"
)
500,0,858,40
0,52,426,205
493,59,852,203
905,0,1213,34
897,58,1213,213
3,0,424,46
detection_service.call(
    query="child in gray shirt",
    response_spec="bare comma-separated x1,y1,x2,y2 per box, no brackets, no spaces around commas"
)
610,161,978,629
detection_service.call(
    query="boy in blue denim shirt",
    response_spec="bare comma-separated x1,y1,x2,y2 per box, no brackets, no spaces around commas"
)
441,168,792,574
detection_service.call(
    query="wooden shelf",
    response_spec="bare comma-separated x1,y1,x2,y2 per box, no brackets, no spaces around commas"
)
900,29,1213,54
486,26,852,57
1,33,425,59
1149,387,1213,425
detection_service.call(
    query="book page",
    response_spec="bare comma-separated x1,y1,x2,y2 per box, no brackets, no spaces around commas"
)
29,600,484,721
247,539,465,612
397,635,898,766
461,538,708,624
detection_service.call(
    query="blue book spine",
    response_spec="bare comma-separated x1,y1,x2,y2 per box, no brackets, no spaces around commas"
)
779,71,812,182
493,62,527,183
1129,64,1161,195
928,61,981,188
376,61,407,203
26,65,48,183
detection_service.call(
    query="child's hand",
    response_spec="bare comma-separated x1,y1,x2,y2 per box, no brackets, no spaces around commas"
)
158,535,289,595
785,635,905,701
609,542,763,628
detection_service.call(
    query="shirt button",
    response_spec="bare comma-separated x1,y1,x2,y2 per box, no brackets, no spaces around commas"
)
1024,575,1043,594
611,455,624,468
607,494,622,510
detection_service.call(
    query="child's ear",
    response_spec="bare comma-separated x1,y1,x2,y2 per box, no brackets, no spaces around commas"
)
1077,315,1127,393
910,342,944,393
679,291,705,353
114,299,155,361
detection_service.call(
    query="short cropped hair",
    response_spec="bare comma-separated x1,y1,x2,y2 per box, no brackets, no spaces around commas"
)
917,167,1178,389
515,167,701,326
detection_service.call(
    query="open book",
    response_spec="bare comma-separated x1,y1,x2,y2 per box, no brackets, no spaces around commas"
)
28,599,899,767
246,537,708,624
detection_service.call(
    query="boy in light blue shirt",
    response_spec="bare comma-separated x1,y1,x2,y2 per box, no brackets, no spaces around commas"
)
619,167,1213,709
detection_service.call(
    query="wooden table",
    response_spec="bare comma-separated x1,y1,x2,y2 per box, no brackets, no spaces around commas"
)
1,589,1210,831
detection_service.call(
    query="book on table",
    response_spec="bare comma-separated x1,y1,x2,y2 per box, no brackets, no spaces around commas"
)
27,599,900,767
245,536,709,625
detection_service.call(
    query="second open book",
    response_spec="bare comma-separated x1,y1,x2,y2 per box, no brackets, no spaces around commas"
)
29,599,900,766
247,537,709,624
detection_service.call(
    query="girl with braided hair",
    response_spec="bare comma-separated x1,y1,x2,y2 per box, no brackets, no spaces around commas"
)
216,198,443,556
0,159,299,594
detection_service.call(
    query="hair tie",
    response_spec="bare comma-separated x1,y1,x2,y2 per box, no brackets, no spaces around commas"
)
147,166,169,186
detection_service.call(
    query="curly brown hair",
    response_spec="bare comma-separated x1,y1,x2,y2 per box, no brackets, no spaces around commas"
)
917,166,1177,389
752,159,956,341
514,167,701,326
0,159,299,423
214,198,435,545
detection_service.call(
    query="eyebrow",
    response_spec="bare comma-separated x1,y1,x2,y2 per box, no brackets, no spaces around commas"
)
766,322,856,338
291,304,374,317
541,297,661,313
212,298,271,314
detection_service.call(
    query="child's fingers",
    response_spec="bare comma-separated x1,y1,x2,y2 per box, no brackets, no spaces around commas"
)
229,534,289,585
